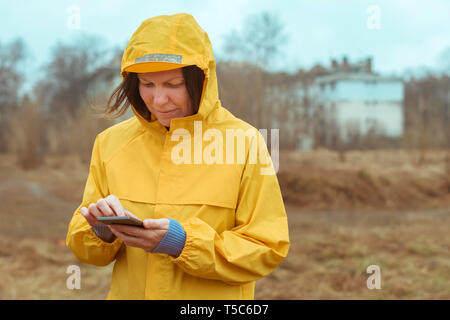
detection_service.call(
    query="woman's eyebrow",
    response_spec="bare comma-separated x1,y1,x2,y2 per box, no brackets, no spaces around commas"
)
139,76,184,83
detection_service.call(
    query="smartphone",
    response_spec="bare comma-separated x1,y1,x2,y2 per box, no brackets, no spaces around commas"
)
97,216,143,227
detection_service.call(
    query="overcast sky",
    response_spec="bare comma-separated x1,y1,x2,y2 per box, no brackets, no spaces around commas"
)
1,0,449,91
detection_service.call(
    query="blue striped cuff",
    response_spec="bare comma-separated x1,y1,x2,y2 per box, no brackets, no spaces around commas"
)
151,218,186,257
92,225,116,243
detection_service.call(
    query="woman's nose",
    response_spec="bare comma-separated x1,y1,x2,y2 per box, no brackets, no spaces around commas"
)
153,88,169,107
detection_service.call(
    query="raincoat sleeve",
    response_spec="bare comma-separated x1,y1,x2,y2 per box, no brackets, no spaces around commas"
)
170,132,290,285
66,135,123,266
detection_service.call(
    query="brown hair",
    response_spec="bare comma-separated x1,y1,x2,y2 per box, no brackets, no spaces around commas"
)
103,65,205,120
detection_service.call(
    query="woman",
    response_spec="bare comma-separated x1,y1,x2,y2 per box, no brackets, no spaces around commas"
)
66,13,290,300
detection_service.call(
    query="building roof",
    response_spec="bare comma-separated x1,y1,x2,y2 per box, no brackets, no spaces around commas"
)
308,56,403,84
315,72,403,84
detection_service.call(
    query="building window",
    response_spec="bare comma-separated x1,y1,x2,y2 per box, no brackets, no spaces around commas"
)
366,118,377,128
330,81,336,90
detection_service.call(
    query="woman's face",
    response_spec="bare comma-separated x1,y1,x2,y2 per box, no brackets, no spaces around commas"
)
137,68,194,127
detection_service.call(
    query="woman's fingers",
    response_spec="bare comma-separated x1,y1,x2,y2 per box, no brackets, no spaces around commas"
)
143,218,170,231
110,224,145,237
88,202,103,218
81,206,98,226
96,198,115,217
109,225,155,253
88,203,103,225
80,206,91,222
109,226,142,244
105,195,125,216
124,209,139,220
81,195,127,226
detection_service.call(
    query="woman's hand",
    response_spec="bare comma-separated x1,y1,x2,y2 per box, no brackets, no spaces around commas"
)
80,194,170,252
80,194,125,226
108,218,170,253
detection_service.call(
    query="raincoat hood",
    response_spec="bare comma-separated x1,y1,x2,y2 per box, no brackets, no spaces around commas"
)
121,13,219,131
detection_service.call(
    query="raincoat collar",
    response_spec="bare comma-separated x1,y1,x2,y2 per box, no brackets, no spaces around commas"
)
121,13,220,135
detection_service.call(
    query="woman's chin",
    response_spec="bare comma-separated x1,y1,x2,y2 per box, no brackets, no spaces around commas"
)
157,118,171,127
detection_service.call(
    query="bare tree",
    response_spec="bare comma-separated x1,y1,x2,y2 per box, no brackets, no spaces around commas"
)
0,38,27,153
403,75,449,165
217,61,265,128
8,94,45,169
39,35,114,119
220,12,289,130
30,35,119,156
223,11,287,69
437,47,450,174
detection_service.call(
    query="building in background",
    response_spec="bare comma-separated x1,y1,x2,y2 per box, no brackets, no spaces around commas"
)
312,57,404,146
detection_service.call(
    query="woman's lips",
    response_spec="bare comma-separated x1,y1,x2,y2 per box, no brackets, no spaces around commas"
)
157,109,178,117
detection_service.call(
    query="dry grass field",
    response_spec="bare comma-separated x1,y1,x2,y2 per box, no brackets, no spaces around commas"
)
0,149,449,299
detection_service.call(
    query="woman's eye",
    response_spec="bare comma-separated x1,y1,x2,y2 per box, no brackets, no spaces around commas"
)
141,82,183,88
167,82,184,87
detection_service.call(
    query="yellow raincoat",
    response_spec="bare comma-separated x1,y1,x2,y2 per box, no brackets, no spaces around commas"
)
66,13,289,300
